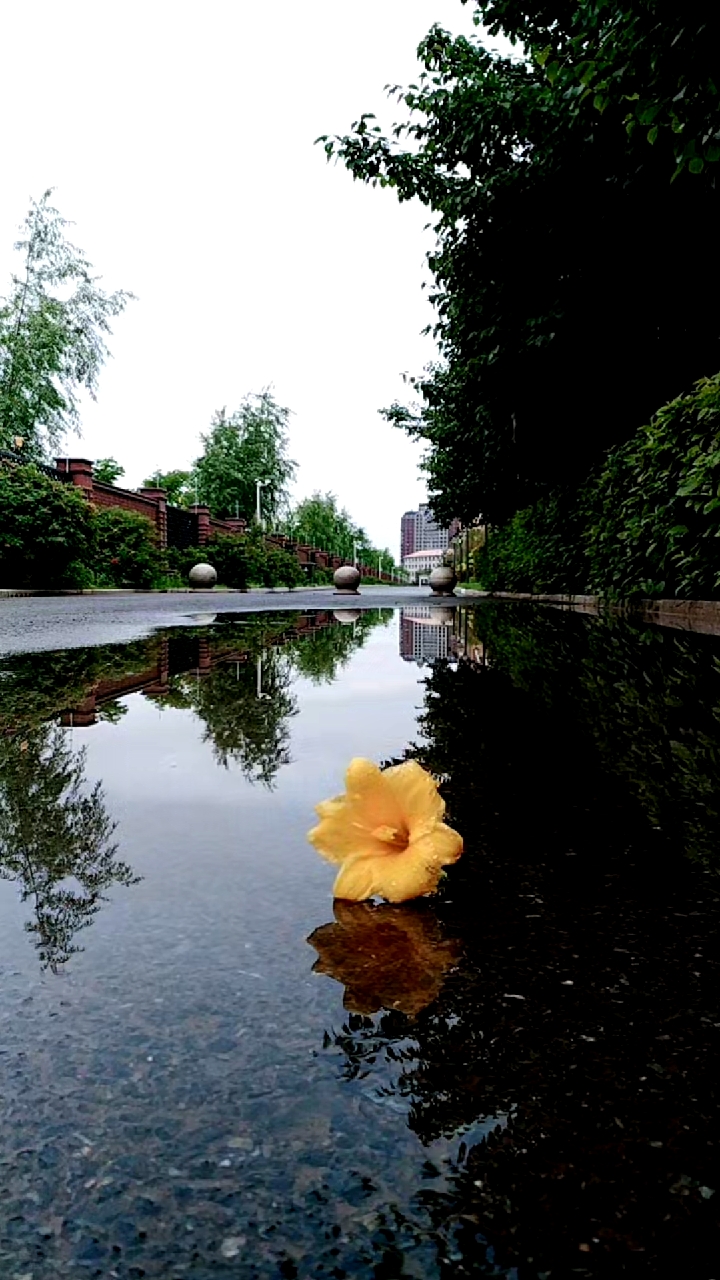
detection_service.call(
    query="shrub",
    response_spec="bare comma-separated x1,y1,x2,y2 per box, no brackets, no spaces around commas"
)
586,373,720,599
207,534,250,589
166,533,304,589
165,545,209,583
474,373,720,600
90,507,164,588
0,463,93,588
475,491,589,595
263,542,304,588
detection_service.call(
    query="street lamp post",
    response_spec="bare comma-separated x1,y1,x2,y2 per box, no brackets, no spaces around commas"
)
353,541,360,569
377,554,383,581
255,479,266,527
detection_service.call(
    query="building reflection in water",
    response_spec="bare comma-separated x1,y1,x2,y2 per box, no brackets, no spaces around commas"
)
399,607,485,667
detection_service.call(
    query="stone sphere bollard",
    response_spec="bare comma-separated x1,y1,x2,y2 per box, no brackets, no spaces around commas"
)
333,609,361,624
428,605,455,625
188,562,218,589
333,565,361,595
428,565,457,597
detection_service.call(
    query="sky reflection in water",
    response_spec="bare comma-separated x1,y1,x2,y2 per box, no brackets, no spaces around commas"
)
0,604,719,1277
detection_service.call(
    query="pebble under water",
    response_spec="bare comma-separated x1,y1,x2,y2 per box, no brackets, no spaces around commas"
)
0,603,719,1278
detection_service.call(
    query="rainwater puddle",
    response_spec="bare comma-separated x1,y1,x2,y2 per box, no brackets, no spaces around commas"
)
0,603,719,1277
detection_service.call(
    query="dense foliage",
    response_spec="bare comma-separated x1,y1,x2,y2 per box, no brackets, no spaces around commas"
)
0,192,131,460
284,491,399,576
193,391,296,523
142,468,194,507
587,373,720,598
0,463,93,587
90,506,164,589
0,463,163,589
93,457,125,486
324,2,720,525
167,530,304,590
474,373,720,599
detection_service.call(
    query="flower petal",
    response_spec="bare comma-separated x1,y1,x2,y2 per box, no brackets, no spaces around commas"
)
308,811,375,864
344,758,405,832
333,846,444,904
383,760,445,834
409,821,464,870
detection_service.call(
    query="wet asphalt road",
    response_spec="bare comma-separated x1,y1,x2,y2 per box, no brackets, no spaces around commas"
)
0,587,456,655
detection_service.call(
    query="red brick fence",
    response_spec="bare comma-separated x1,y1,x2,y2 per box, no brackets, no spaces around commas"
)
54,458,398,581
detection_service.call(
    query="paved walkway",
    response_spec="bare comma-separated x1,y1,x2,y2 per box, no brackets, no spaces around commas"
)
0,586,457,655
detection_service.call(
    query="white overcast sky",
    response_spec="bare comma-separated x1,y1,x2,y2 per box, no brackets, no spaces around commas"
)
0,1,510,556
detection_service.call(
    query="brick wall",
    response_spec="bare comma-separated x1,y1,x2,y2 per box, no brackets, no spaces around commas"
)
54,458,401,579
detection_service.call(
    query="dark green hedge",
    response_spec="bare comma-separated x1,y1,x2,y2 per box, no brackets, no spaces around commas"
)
474,373,720,600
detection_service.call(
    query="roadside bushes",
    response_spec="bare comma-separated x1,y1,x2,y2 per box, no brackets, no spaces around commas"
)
91,507,164,588
0,462,319,590
475,373,720,600
475,491,590,595
586,373,720,599
166,531,305,589
0,464,163,589
0,464,93,587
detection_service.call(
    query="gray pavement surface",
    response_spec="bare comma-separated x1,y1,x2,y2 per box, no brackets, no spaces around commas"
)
0,586,460,655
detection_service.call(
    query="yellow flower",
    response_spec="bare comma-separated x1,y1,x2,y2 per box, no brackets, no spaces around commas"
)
308,757,463,903
308,900,462,1015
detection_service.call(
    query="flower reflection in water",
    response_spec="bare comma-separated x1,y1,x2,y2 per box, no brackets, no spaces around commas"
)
307,900,462,1016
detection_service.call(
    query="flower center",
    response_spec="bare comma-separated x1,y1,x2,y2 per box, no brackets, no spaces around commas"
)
371,823,409,851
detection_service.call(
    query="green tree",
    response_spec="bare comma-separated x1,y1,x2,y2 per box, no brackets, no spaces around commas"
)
193,390,296,524
285,491,356,558
143,468,194,507
284,492,400,576
0,191,132,460
94,457,124,485
323,5,720,524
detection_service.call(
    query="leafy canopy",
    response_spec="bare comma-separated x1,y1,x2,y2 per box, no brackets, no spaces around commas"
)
93,457,125,486
322,2,720,524
284,491,399,573
142,468,194,508
0,191,132,460
193,390,296,523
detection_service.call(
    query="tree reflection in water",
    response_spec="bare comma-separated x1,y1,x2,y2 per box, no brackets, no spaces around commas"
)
0,724,136,971
154,611,391,787
312,611,720,1274
163,650,297,785
0,610,393,967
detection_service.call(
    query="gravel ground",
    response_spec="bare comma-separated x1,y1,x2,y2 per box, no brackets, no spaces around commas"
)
0,586,448,655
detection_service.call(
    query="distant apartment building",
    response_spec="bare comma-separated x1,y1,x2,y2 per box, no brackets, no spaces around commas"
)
400,504,458,559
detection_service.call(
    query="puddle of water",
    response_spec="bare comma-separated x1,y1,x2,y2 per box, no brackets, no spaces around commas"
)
0,604,719,1277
